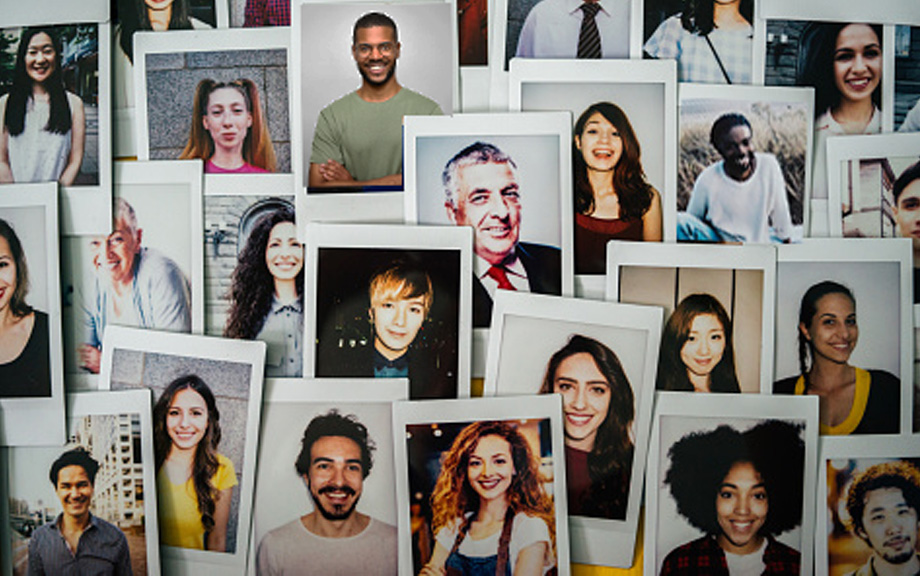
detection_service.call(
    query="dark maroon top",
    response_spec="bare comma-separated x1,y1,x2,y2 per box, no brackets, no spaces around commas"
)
575,212,643,274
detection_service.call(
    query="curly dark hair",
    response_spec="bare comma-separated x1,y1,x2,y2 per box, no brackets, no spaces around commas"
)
294,410,376,479
664,420,805,537
679,0,753,35
4,27,71,137
224,207,301,340
539,334,635,519
845,461,920,540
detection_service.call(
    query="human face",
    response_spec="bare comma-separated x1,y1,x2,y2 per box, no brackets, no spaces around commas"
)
894,179,920,251
88,236,105,272
715,461,768,555
833,24,881,107
352,26,400,88
0,235,16,315
858,487,920,566
305,436,364,521
715,125,755,181
447,162,522,265
56,465,94,520
166,388,209,452
264,222,303,282
145,0,175,11
553,352,611,452
467,435,515,503
202,87,252,155
104,218,141,287
576,112,623,173
370,293,426,358
680,314,726,381
800,292,858,365
24,33,56,85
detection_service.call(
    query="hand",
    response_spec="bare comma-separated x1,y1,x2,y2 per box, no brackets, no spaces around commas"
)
79,345,101,374
418,564,446,576
318,160,355,183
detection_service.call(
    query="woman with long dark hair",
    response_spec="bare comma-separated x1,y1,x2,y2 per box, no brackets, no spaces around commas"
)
539,335,634,520
154,375,237,551
773,280,899,435
657,293,740,393
224,207,303,376
0,27,85,184
573,102,662,274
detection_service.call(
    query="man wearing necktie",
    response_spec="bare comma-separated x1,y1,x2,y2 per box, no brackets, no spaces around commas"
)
443,142,561,327
514,0,630,60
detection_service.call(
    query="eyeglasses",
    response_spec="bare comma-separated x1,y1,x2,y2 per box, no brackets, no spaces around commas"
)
355,42,396,57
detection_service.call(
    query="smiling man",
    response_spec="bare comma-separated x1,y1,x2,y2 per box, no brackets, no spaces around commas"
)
79,198,191,373
844,461,920,576
256,411,397,576
308,12,442,190
442,141,561,327
892,161,920,303
28,448,132,575
678,113,794,244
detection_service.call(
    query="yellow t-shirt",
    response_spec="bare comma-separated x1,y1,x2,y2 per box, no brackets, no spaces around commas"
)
157,453,238,549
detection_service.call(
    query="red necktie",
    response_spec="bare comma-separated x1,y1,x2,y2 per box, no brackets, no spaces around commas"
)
486,265,516,290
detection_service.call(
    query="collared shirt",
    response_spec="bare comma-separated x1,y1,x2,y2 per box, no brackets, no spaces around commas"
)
660,535,799,575
474,251,531,298
848,555,920,576
373,347,410,378
28,513,132,576
257,296,303,377
243,0,291,26
515,0,631,59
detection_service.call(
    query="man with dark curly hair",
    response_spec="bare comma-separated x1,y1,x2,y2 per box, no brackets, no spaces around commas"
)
843,461,920,576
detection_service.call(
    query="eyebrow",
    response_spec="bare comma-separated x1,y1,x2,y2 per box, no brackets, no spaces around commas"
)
835,43,880,54
312,456,363,465
719,481,765,489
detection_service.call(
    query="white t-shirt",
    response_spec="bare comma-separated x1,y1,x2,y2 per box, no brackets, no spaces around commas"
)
724,538,767,575
435,512,555,574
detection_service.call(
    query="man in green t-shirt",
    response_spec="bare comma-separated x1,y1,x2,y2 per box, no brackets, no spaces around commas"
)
309,12,442,190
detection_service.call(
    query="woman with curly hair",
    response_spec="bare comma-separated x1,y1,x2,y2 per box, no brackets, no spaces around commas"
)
420,421,556,576
224,207,302,377
573,102,661,274
154,375,237,551
657,293,741,393
660,420,805,575
539,335,634,520
179,78,276,173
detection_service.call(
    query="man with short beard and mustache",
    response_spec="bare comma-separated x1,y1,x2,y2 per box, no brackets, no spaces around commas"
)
677,112,794,244
308,11,442,191
844,461,920,576
256,410,397,575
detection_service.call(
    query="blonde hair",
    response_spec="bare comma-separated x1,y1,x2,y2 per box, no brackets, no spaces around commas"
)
368,262,433,316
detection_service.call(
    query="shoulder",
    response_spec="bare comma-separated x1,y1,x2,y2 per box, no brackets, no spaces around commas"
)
65,91,84,111
30,521,56,543
92,515,129,543
215,453,239,488
512,513,550,538
262,518,305,544
764,537,801,572
517,241,561,259
661,536,719,571
138,248,183,277
395,88,442,114
868,369,900,387
527,0,565,18
217,452,236,473
366,517,398,541
773,375,801,395
321,91,360,113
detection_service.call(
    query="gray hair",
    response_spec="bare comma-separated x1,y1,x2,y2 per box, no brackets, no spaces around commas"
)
114,197,139,238
441,141,518,206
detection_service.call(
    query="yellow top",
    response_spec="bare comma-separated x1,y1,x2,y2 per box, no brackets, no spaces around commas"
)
157,452,238,549
792,367,870,435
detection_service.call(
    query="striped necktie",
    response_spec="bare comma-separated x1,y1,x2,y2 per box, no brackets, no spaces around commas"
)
577,2,602,59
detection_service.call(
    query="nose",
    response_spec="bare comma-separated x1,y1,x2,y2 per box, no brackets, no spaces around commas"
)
698,337,710,355
735,495,750,514
487,193,510,219
331,464,346,485
393,305,407,326
571,387,587,409
852,53,868,72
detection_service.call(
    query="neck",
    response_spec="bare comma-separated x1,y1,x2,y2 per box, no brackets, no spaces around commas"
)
274,278,299,304
210,147,246,171
148,6,172,31
31,82,49,99
566,435,595,453
687,370,711,393
832,99,875,132
477,496,509,524
712,1,747,28
302,510,369,539
587,168,615,198
60,511,91,534
167,443,197,468
873,553,920,576
806,357,854,392
0,306,17,329
374,338,408,361
357,80,401,103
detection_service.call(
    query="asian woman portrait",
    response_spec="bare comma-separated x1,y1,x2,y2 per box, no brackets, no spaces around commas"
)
117,0,210,64
0,27,85,185
420,421,556,576
539,334,634,520
224,207,303,377
154,374,238,551
657,293,741,393
0,218,50,397
179,78,276,174
573,102,662,274
773,280,899,435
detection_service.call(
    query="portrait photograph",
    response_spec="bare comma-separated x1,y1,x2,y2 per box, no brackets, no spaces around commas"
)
645,392,819,576
134,27,292,176
677,84,812,244
250,378,408,576
294,1,455,200
484,290,661,567
774,239,914,435
99,326,265,575
305,223,472,400
0,184,65,447
895,25,920,133
393,394,570,576
817,435,920,576
0,390,160,576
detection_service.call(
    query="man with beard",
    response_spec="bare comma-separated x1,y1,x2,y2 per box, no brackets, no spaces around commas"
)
677,113,794,244
256,410,397,575
308,12,442,190
843,461,920,576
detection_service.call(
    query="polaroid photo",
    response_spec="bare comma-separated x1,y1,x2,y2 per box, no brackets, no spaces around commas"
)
895,25,920,133
393,394,570,576
0,389,160,576
817,435,920,576
677,83,813,244
248,378,409,576
112,0,230,157
134,27,293,180
229,0,287,28
607,241,777,394
645,392,819,576
0,184,65,446
203,173,301,378
0,11,113,235
484,290,661,567
304,223,472,399
99,325,265,575
775,239,914,434
294,1,456,219
508,58,678,298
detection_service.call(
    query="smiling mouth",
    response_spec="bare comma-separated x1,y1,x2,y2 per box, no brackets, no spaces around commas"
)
565,413,593,426
592,149,613,159
729,520,756,534
884,535,910,549
481,223,513,238
478,478,501,490
846,77,873,91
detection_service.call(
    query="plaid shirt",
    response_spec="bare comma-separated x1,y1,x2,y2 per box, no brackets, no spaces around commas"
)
243,0,290,27
660,535,800,575
644,14,752,84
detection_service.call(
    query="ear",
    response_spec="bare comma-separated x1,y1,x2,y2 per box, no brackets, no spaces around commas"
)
135,228,143,249
368,307,375,324
574,134,582,151
202,114,210,131
394,41,401,59
798,322,811,342
445,201,458,225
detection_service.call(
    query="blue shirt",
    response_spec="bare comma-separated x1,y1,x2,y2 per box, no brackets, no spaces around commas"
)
257,296,303,377
28,513,132,576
